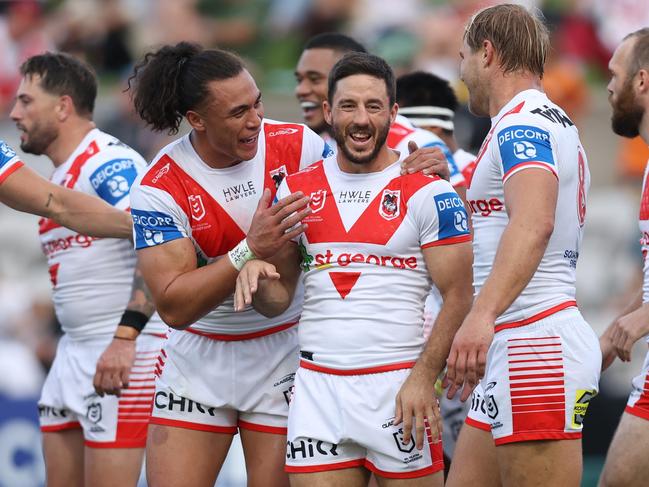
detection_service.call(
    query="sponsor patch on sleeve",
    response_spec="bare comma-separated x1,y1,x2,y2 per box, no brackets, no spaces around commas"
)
322,142,334,159
0,140,17,167
132,209,184,249
434,191,470,240
497,124,555,179
422,141,460,178
90,158,139,205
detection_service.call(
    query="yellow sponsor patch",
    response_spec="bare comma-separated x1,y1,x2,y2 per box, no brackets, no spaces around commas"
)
572,389,597,429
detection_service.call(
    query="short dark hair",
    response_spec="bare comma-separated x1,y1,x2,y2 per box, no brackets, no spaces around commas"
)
396,71,458,111
20,52,97,117
328,53,395,105
304,32,367,55
129,42,245,134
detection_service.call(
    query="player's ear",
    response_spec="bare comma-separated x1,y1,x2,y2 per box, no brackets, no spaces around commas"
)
482,39,494,68
56,95,74,122
390,103,398,125
323,100,333,126
186,110,206,132
638,68,649,94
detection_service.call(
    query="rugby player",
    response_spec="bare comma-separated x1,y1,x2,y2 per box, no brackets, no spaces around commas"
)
235,52,473,486
0,139,131,238
129,41,450,487
443,5,600,486
598,27,649,487
295,32,456,181
10,52,167,487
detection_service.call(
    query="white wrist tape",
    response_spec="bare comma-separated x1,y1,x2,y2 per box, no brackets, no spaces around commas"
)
228,238,256,271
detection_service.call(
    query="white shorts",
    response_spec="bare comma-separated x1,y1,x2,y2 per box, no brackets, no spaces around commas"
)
39,332,166,448
625,347,649,420
150,326,298,435
286,366,444,479
465,307,600,445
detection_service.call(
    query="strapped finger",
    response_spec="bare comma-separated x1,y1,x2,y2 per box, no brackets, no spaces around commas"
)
415,408,426,450
279,207,311,231
402,407,413,446
282,224,308,243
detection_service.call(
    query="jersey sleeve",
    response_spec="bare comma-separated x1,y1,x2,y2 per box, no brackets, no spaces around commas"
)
400,130,465,187
299,126,330,169
0,140,24,185
78,147,145,210
410,179,471,248
130,177,189,250
495,115,559,183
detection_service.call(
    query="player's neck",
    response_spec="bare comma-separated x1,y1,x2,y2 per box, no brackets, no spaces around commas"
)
488,73,542,118
189,131,241,169
48,120,96,167
336,144,399,174
640,111,649,146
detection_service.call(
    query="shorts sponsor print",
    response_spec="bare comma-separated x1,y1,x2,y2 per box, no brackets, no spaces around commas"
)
150,326,298,434
286,367,444,478
625,348,649,420
465,308,600,445
39,333,164,448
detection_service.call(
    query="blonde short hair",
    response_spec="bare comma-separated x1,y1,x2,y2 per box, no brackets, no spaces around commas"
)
464,3,549,78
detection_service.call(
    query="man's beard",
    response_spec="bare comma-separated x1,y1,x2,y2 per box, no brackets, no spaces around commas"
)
611,78,645,138
19,120,58,155
332,119,391,166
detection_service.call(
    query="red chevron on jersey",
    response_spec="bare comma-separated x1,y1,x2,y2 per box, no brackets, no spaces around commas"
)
286,162,439,245
470,101,525,188
387,121,415,149
329,271,361,299
63,140,100,189
141,155,245,257
263,123,305,195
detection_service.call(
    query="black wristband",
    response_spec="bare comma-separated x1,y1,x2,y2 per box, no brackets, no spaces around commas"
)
119,310,149,332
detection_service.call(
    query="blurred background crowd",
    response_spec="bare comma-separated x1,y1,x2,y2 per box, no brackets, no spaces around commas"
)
0,0,648,485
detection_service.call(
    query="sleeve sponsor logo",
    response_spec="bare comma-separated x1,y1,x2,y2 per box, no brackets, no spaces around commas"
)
422,141,460,176
497,125,554,174
132,209,183,249
435,192,470,238
322,142,334,158
0,141,17,165
89,158,138,204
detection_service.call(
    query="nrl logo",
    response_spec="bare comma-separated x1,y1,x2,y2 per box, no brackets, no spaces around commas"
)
379,189,400,220
309,189,326,213
86,403,102,424
188,194,206,221
269,165,287,188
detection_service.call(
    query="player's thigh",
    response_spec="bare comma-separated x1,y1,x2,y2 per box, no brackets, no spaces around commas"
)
445,422,500,487
376,470,444,487
85,446,144,487
599,412,649,487
146,423,234,487
290,467,371,487
496,439,582,487
42,429,85,487
241,428,290,487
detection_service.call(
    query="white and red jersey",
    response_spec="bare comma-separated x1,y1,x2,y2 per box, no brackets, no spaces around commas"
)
38,129,167,339
639,160,649,307
388,114,465,188
277,156,471,371
467,89,590,328
0,139,24,185
130,119,328,336
454,148,476,187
